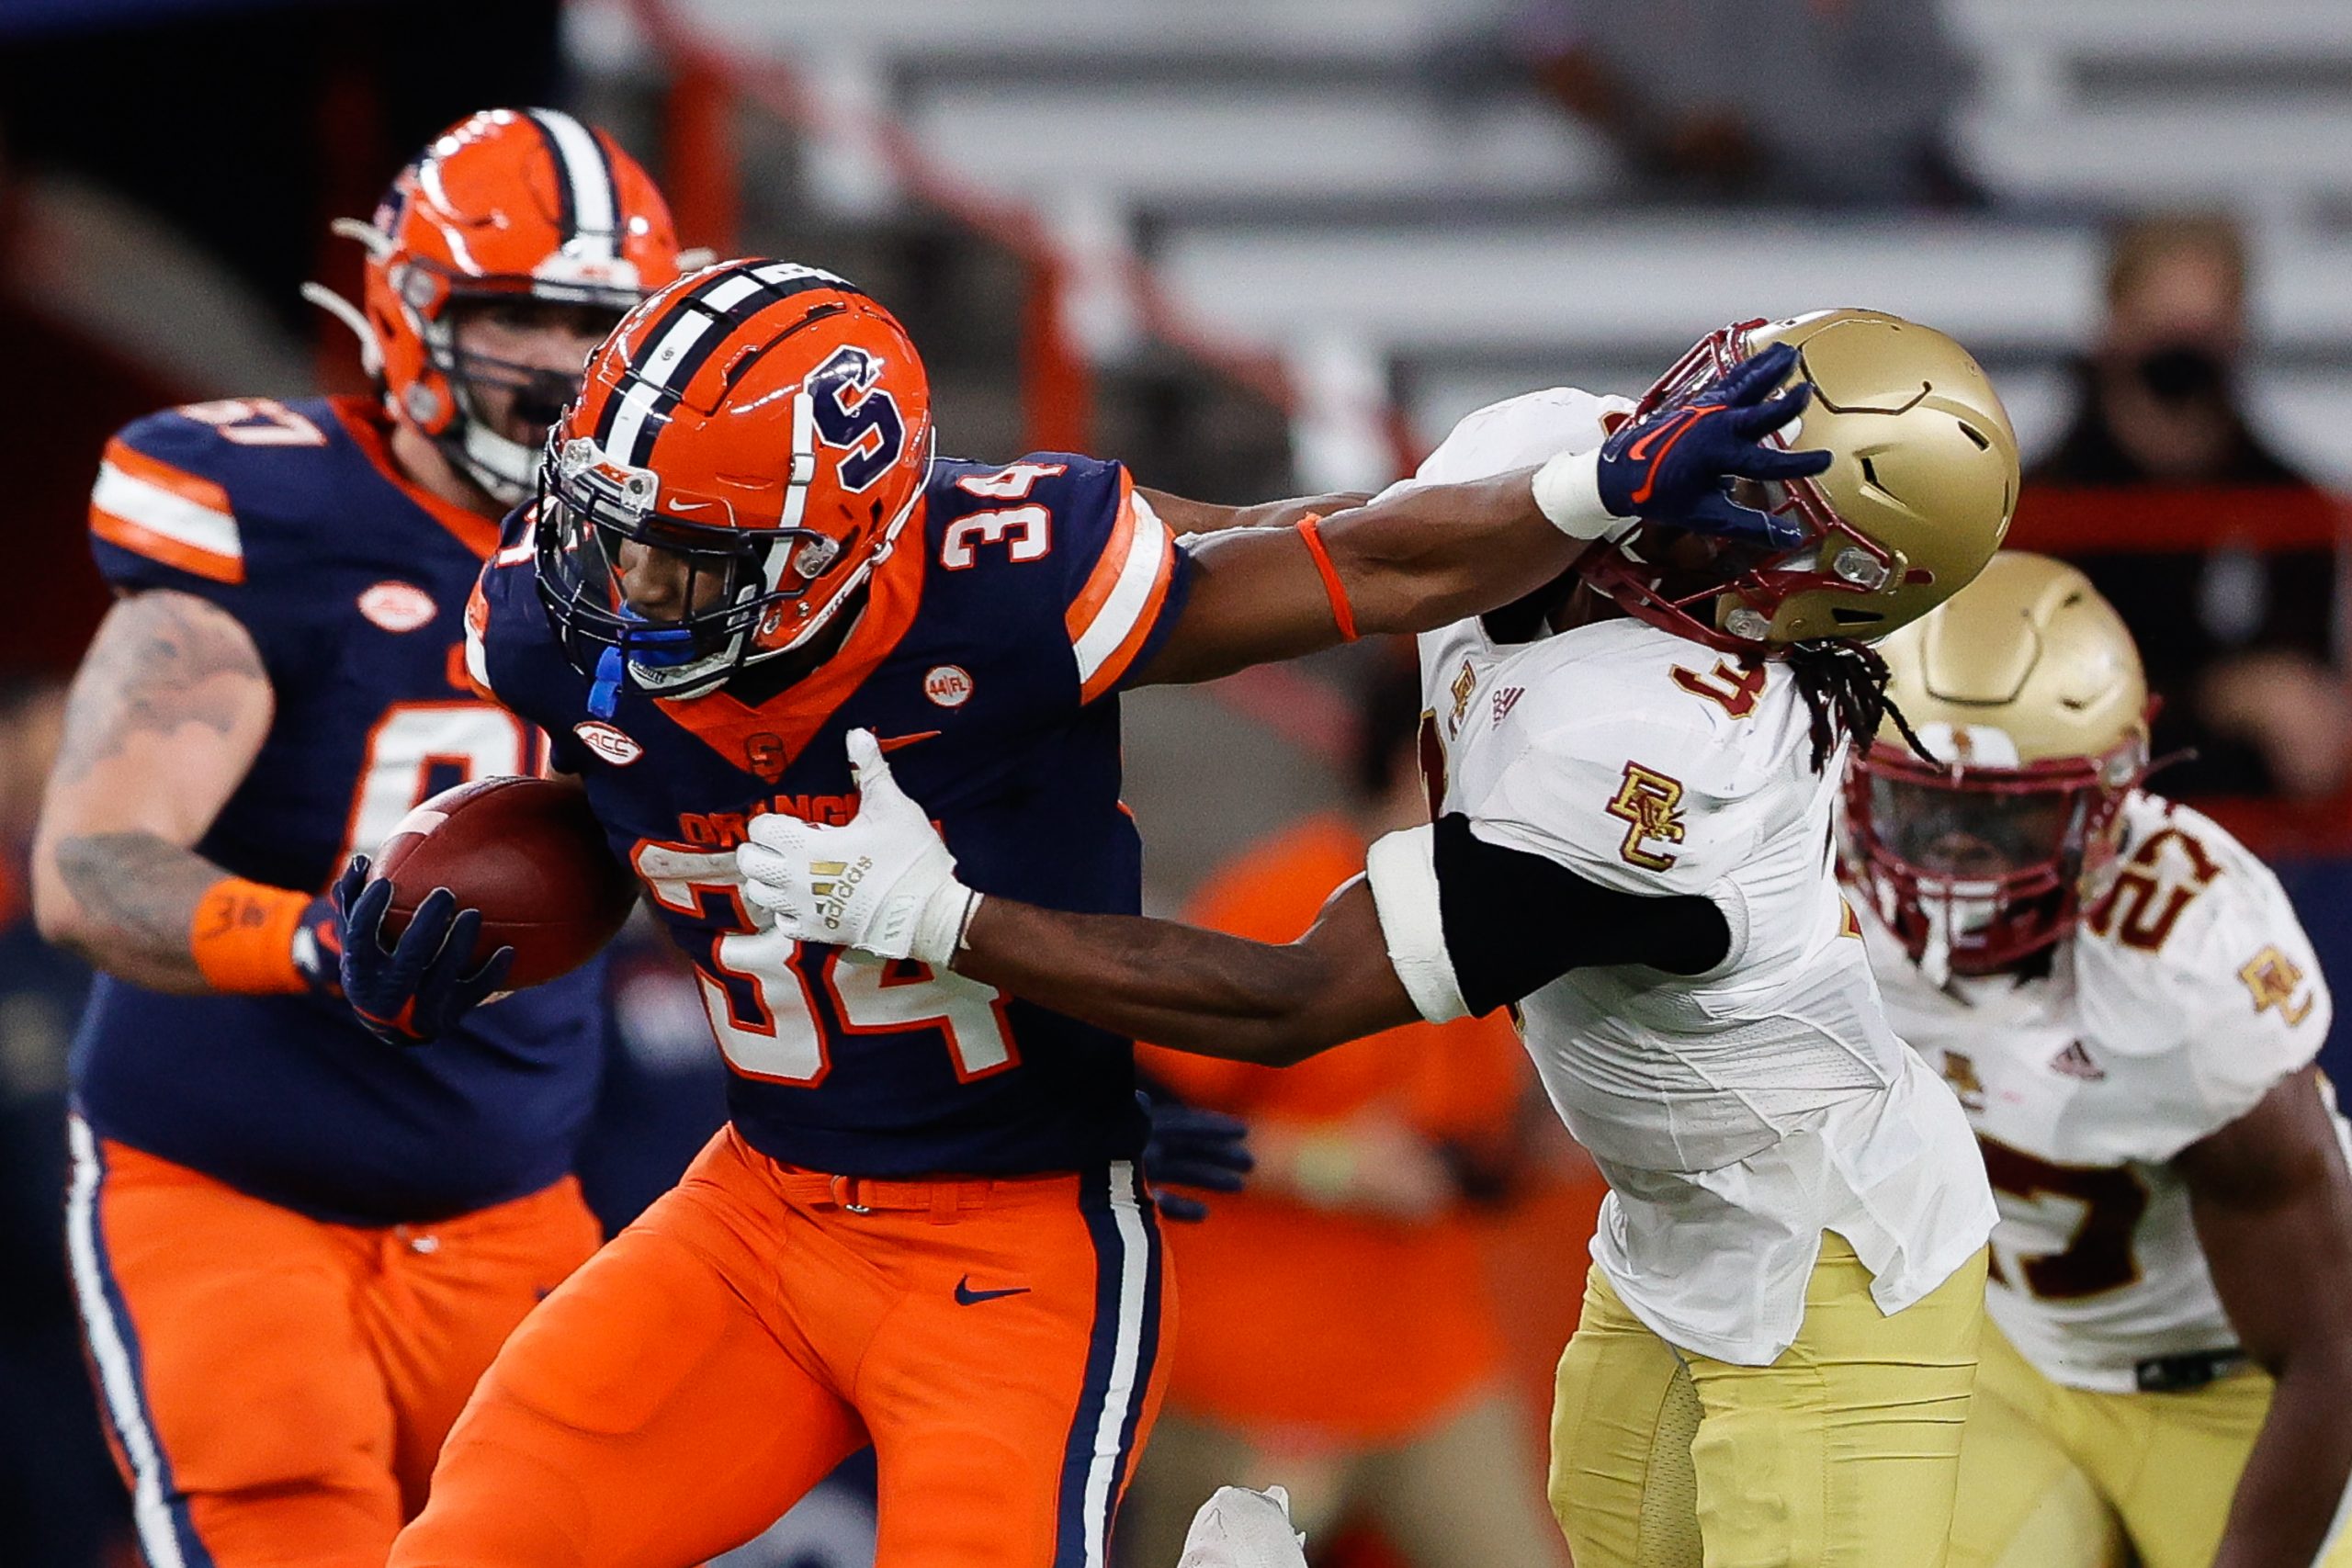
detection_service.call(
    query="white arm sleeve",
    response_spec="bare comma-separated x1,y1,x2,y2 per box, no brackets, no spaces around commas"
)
1364,824,1469,1024
1372,387,1634,503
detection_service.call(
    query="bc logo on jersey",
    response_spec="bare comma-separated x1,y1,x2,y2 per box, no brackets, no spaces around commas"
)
1607,761,1688,872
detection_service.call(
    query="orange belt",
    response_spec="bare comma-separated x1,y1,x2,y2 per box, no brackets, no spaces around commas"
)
771,1169,1019,1223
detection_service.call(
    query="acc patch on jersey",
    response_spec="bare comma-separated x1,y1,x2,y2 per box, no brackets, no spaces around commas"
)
572,721,645,766
358,580,438,633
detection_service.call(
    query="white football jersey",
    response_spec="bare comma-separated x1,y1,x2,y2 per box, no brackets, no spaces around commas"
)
1865,792,2339,1393
1385,388,1995,1366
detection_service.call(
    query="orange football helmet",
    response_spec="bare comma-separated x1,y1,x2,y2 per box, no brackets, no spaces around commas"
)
536,259,936,704
307,107,682,505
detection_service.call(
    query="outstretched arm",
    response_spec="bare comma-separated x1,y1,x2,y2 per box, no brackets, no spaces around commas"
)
958,877,1417,1067
2180,1070,2352,1568
736,733,1733,1066
1133,470,1582,688
1134,344,1826,689
1134,487,1372,537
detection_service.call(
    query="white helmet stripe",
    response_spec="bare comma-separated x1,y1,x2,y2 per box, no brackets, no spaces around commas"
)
778,389,817,535
604,260,852,467
526,107,619,259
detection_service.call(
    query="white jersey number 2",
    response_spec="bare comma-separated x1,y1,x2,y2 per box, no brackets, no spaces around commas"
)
631,841,1017,1084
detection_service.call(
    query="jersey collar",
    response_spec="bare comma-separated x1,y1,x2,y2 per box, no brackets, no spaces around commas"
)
326,397,503,559
650,500,929,779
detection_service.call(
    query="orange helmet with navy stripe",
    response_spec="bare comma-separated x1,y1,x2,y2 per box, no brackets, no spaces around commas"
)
310,107,681,507
536,259,935,704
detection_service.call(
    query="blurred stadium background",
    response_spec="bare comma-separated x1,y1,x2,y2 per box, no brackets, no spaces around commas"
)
3,1,2350,1563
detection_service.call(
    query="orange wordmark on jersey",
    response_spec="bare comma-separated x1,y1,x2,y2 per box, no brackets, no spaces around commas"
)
89,437,245,584
2239,945,2316,1025
1671,658,1768,718
1606,761,1687,871
2086,825,2223,953
1065,472,1175,703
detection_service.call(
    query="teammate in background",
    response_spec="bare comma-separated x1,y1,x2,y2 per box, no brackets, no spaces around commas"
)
380,261,1817,1568
1123,663,1565,1568
28,109,681,1568
1845,552,2352,1568
741,310,2022,1567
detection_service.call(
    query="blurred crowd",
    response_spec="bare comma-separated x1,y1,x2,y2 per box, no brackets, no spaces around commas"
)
4,2,2351,1566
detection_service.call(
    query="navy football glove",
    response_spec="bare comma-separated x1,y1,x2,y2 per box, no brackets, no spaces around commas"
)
289,891,345,999
1591,341,1831,548
332,856,514,1046
1140,1094,1254,1223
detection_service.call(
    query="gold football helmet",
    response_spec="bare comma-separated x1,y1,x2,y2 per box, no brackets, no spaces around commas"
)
1584,309,2021,651
1843,551,2152,976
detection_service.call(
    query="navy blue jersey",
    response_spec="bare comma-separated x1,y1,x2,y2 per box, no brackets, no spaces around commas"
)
471,453,1190,1177
70,396,608,1225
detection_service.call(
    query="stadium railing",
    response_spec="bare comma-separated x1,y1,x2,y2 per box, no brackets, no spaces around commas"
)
628,0,1308,464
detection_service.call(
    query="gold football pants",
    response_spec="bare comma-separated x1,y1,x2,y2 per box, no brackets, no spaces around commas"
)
1549,1235,1987,1568
1948,1315,2352,1568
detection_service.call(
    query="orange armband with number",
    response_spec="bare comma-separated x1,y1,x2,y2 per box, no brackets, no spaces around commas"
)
1295,513,1360,642
189,877,311,994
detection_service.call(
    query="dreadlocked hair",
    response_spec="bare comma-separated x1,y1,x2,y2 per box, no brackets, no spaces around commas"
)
1781,637,1932,773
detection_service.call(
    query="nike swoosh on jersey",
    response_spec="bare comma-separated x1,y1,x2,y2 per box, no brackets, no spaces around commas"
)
877,730,942,753
954,1275,1031,1305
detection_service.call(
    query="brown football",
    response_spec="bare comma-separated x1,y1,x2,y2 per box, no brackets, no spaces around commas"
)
367,776,637,987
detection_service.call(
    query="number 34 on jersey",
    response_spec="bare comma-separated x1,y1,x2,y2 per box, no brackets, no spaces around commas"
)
630,841,1017,1086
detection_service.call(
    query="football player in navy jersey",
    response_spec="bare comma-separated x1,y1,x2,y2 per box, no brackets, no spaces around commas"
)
378,258,1822,1568
27,109,684,1568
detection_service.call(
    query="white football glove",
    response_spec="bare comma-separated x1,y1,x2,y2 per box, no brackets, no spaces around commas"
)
736,729,979,967
1177,1485,1307,1568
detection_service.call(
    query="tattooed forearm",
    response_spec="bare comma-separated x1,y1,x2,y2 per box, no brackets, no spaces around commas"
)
49,589,270,790
33,589,274,988
48,831,232,990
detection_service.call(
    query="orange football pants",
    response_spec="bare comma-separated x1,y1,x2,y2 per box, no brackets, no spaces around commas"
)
64,1117,602,1568
390,1124,1172,1568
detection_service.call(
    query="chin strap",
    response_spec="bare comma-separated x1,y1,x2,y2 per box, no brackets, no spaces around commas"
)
590,609,723,716
588,647,625,719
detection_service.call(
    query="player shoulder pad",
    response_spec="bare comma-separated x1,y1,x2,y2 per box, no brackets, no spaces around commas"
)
1374,387,1636,501
1445,619,1812,896
87,398,351,592
463,507,565,719
928,452,1184,705
2074,795,2330,1136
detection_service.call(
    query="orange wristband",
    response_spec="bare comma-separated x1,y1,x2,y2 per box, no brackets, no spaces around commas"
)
189,877,311,994
1295,513,1360,642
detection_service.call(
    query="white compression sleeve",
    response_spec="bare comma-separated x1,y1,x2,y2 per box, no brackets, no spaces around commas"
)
1363,824,1470,1023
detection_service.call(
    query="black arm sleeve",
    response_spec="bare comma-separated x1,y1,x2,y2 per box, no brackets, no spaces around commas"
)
1431,812,1731,1016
